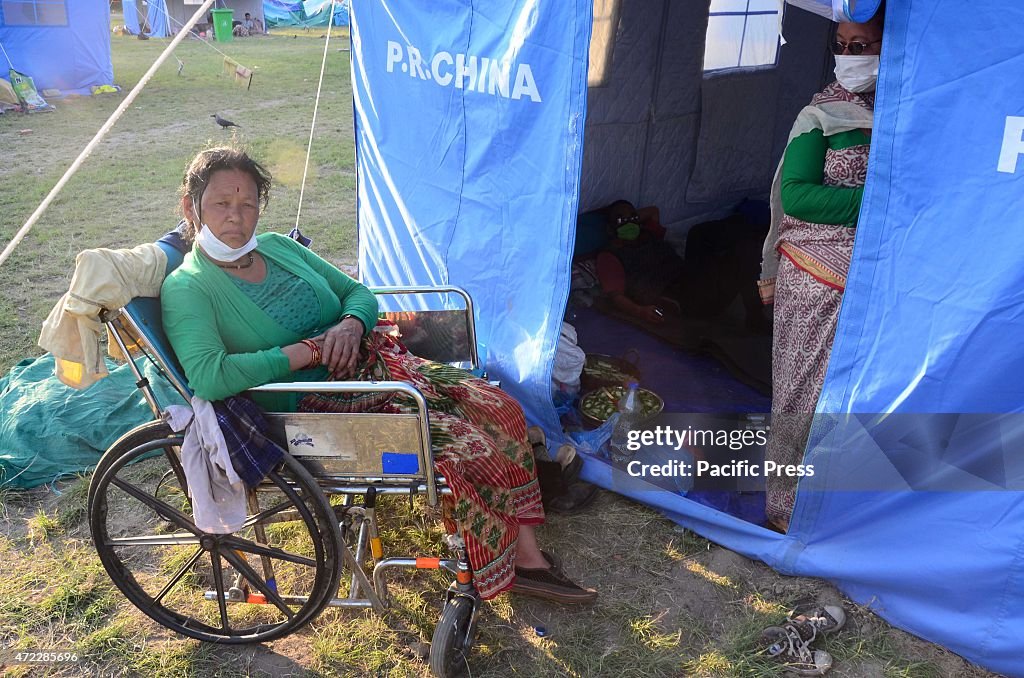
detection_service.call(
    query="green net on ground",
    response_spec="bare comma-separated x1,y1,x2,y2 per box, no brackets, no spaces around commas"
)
0,354,186,489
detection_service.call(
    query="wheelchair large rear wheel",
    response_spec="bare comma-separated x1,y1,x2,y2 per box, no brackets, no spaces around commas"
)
89,421,344,643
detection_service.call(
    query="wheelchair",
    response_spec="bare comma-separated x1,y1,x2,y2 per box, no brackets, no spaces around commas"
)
86,245,488,677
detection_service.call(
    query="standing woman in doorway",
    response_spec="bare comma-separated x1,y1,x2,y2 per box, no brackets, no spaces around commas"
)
760,6,884,532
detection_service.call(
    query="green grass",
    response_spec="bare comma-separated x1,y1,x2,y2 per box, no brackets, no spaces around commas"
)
0,30,357,372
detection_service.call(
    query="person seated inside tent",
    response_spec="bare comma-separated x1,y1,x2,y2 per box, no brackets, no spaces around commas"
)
572,201,681,324
573,200,768,331
761,6,884,533
160,145,598,604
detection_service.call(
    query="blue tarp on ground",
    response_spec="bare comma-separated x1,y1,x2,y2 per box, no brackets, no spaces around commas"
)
264,0,348,28
351,1,1024,675
0,355,185,489
0,0,113,95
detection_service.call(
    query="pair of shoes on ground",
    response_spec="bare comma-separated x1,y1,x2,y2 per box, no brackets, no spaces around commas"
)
761,604,846,675
511,550,598,604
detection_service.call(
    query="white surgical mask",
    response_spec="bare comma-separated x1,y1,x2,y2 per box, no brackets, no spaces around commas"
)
834,54,879,93
192,197,259,262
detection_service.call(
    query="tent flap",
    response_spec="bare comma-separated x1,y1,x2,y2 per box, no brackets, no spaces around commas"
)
351,0,592,446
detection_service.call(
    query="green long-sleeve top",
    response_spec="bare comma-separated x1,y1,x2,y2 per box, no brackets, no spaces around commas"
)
161,232,379,410
780,128,871,226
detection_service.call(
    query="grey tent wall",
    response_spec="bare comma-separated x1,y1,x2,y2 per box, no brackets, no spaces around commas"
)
580,1,832,239
165,0,265,33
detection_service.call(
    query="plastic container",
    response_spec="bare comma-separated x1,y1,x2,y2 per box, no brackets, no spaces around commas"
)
211,8,234,43
609,381,641,462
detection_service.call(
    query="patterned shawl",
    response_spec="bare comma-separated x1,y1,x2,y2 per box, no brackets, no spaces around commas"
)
759,82,875,302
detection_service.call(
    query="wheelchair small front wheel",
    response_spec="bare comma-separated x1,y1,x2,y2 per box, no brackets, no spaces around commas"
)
89,421,344,643
428,595,478,677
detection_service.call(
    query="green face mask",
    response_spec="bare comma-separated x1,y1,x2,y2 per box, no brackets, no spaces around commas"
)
616,221,641,240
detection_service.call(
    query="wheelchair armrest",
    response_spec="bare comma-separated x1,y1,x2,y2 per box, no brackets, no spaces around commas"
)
370,285,480,372
247,380,429,415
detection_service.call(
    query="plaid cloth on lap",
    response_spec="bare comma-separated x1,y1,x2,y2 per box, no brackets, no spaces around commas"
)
213,395,285,489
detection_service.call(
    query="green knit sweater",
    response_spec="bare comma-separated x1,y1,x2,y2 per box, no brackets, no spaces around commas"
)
161,232,379,410
780,128,871,226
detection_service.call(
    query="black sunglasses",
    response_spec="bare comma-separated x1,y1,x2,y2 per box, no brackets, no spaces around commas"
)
831,39,882,55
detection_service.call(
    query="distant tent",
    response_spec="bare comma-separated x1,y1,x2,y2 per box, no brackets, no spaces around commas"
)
123,0,172,39
264,0,348,28
0,0,114,95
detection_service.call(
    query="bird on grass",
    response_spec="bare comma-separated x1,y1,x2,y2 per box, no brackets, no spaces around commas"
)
212,113,240,129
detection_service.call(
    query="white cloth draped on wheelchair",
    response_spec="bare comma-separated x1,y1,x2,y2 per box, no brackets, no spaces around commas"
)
166,397,249,534
38,243,166,389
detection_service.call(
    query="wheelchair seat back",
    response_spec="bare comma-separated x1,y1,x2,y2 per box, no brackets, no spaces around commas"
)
119,240,192,400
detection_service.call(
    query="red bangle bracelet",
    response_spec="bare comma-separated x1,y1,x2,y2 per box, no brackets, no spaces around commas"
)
300,339,321,369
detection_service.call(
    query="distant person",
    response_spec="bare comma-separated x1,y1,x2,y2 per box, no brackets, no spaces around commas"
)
232,12,261,37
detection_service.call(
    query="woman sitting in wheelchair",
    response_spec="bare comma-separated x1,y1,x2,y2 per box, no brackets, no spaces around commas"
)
161,146,596,604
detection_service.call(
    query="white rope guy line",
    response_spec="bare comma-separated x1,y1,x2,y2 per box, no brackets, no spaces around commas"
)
294,0,338,232
0,0,216,271
159,4,247,66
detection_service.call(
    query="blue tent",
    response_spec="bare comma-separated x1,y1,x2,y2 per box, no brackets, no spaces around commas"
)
123,0,172,39
350,0,1024,674
0,0,113,95
263,0,348,29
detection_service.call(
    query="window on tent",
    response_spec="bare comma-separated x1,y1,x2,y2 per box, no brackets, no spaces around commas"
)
0,0,68,26
703,0,783,73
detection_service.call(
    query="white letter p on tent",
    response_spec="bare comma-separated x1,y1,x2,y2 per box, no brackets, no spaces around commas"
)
997,116,1024,173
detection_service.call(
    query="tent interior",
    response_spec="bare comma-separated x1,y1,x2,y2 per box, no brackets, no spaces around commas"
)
564,0,837,523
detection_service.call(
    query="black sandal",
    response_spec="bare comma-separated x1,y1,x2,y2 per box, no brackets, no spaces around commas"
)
511,550,597,604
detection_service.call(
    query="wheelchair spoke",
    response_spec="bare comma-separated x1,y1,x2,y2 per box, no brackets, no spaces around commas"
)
106,533,201,547
221,535,317,568
219,547,295,619
111,476,200,534
209,551,232,632
162,447,189,497
240,498,298,529
153,546,205,606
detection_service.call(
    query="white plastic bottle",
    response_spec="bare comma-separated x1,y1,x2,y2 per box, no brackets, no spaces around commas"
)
610,382,641,463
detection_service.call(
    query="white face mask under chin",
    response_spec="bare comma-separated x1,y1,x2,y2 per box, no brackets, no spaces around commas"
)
192,197,259,262
834,54,879,93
